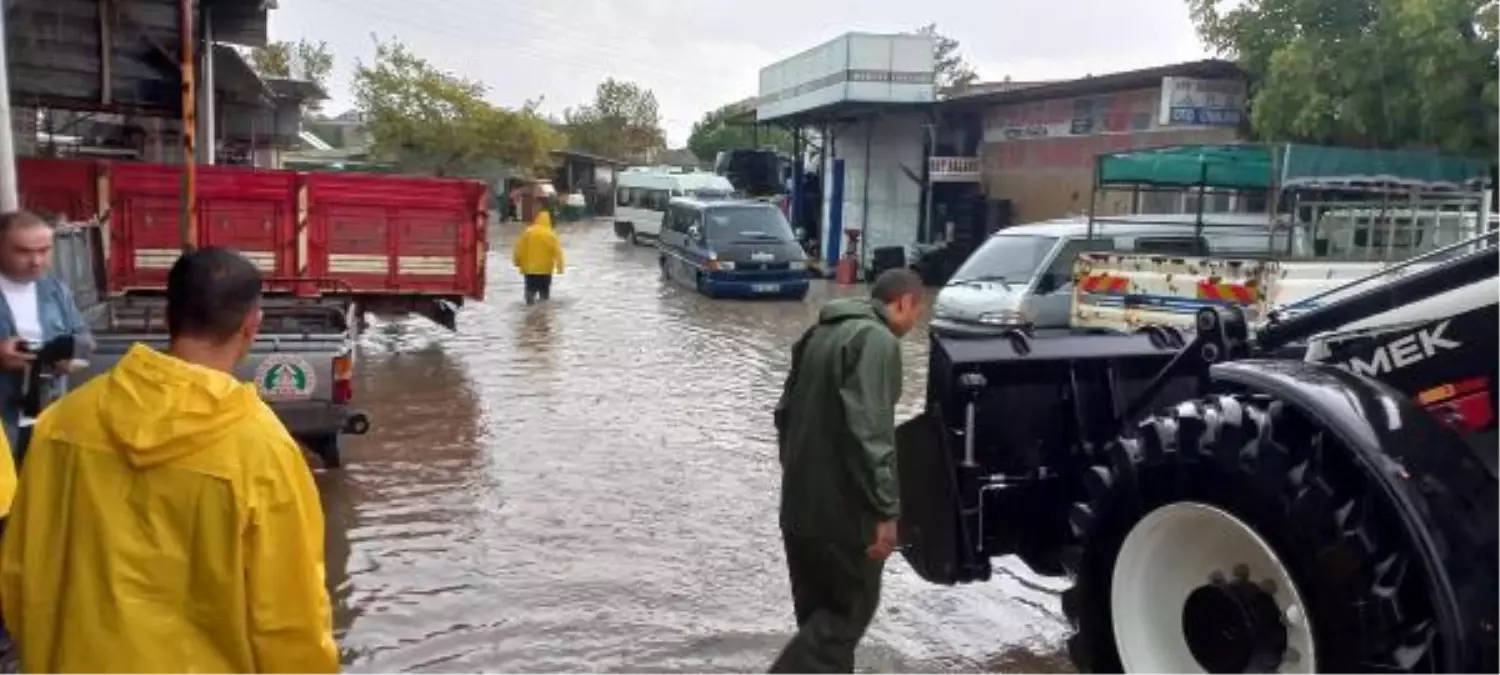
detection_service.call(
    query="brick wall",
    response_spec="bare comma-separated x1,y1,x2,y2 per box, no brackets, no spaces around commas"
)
979,84,1245,224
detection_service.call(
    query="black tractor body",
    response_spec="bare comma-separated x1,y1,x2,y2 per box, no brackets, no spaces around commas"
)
897,241,1499,672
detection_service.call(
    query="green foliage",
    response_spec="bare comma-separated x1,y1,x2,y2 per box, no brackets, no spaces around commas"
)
563,78,667,161
248,39,334,110
915,24,979,98
686,103,793,164
352,38,563,177
1188,0,1498,157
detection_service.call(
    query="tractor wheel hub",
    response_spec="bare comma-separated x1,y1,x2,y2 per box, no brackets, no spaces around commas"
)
1182,577,1288,673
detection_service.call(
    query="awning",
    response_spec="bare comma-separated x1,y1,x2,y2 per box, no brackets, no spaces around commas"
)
1096,143,1491,191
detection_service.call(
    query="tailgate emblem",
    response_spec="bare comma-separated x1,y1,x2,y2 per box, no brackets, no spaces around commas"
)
255,354,317,400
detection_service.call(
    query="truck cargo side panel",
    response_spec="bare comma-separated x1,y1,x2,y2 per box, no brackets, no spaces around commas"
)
14,158,487,301
17,158,97,221
316,204,392,291
112,164,297,289
307,173,485,297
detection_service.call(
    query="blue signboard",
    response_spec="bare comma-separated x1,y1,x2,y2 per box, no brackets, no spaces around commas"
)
1167,107,1244,126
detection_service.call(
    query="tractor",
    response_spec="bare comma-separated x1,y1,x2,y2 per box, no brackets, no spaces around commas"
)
896,144,1498,673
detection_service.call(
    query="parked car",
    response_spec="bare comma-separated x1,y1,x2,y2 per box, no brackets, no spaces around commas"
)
656,197,810,300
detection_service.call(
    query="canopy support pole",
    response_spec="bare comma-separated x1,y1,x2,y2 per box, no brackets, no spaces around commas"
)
0,3,19,212
1193,158,1208,253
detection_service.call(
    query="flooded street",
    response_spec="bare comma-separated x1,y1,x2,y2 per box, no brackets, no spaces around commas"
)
322,218,1073,672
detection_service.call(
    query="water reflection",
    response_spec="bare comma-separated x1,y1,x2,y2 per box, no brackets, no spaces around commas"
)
325,345,487,670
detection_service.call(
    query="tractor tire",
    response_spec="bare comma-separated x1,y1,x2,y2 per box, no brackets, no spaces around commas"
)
1063,394,1487,673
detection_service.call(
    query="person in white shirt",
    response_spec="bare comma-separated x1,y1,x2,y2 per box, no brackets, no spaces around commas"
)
0,211,92,461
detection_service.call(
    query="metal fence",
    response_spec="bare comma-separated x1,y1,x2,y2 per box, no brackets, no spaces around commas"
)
52,221,104,310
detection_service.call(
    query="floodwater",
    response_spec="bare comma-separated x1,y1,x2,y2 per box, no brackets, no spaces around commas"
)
322,218,1074,673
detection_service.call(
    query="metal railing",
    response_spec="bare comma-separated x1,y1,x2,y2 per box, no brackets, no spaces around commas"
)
52,219,104,310
928,156,981,181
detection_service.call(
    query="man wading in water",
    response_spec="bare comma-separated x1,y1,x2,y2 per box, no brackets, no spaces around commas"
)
513,195,566,305
770,268,926,673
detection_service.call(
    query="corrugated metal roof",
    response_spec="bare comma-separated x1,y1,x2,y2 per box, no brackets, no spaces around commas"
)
942,59,1245,108
8,0,269,113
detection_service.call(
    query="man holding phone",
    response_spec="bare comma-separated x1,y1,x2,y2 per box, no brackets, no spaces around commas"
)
0,211,93,460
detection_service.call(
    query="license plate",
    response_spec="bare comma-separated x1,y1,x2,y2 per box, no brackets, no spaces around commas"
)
751,283,780,293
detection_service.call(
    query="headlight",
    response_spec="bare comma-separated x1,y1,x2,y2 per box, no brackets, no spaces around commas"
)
719,261,736,270
932,304,957,320
978,309,1029,326
788,261,806,271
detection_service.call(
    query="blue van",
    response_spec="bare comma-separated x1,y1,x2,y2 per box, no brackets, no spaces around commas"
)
657,198,811,300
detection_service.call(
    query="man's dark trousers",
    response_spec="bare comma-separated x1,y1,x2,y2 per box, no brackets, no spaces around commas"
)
523,274,552,305
769,531,884,673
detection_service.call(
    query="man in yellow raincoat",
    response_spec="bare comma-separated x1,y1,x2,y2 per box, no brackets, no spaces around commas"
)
513,197,565,305
0,247,339,673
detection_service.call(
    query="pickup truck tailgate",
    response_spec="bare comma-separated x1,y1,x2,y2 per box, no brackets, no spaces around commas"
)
1070,252,1410,332
74,333,351,440
1070,253,1278,332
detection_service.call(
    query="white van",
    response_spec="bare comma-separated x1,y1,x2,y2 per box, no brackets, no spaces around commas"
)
613,169,734,245
930,214,1277,336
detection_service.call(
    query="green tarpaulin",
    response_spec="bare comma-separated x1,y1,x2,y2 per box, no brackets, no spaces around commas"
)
1096,143,1490,191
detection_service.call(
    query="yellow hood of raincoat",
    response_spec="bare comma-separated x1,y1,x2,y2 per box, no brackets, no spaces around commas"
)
513,215,566,276
0,343,339,673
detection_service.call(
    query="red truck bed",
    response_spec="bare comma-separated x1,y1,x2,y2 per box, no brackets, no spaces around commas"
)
18,158,489,303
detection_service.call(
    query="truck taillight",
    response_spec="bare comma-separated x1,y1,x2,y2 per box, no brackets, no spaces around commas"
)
1419,377,1493,434
332,354,353,404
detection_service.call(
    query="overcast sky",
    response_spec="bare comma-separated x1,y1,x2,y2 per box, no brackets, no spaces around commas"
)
271,0,1214,146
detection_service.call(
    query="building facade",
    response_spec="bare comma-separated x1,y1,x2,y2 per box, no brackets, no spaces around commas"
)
948,60,1250,224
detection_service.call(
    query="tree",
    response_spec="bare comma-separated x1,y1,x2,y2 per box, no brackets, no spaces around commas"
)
1187,0,1498,156
353,38,562,177
248,39,334,111
916,24,979,99
563,79,667,161
686,103,794,164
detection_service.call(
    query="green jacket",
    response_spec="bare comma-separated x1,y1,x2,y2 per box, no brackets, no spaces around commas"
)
776,298,903,546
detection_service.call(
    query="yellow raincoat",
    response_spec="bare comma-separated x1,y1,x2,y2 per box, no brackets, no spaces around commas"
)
0,343,339,673
0,424,13,519
512,211,566,276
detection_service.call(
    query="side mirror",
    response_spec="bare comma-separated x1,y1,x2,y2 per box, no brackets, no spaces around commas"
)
1034,272,1065,295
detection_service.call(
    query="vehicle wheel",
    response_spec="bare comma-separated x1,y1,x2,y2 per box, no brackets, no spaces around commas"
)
629,230,641,246
1064,394,1468,673
308,435,343,469
659,255,670,280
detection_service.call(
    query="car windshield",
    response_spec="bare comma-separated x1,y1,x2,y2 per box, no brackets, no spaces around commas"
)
703,206,795,243
949,234,1060,284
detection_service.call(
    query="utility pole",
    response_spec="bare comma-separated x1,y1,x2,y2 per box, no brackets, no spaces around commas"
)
0,4,19,211
178,0,197,251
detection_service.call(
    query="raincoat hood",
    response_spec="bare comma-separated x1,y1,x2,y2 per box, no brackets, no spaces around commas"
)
100,343,260,469
817,297,891,328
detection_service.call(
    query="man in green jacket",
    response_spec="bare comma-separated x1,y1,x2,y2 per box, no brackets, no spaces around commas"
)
769,267,927,673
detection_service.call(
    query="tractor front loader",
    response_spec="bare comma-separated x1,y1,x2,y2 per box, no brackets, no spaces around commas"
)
895,233,1498,673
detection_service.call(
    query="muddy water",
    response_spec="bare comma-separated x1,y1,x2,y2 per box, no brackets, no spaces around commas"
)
321,219,1074,673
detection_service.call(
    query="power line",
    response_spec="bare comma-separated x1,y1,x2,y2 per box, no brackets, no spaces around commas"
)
319,0,720,92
